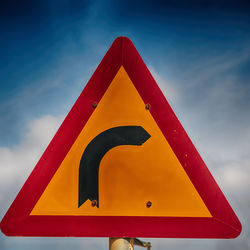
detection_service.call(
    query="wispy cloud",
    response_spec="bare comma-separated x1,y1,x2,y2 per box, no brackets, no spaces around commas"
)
182,44,250,88
0,115,63,216
150,66,180,105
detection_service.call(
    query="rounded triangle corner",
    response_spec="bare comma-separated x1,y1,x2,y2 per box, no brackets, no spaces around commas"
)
232,219,242,238
0,219,13,237
113,36,133,46
212,213,242,239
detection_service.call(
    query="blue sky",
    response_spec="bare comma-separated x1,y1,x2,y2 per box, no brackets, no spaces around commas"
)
0,1,250,249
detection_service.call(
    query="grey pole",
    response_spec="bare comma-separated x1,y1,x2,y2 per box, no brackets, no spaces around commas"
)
109,238,152,250
109,238,134,250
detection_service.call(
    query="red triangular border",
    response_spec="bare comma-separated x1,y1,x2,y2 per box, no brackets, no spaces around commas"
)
0,37,241,238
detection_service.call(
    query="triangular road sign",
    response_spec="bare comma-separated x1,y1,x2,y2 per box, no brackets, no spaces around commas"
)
0,37,241,238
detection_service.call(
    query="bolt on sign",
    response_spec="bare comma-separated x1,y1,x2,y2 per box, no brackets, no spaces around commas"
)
0,37,242,238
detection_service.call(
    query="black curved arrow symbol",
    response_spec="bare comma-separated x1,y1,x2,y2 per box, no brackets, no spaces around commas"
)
78,126,151,208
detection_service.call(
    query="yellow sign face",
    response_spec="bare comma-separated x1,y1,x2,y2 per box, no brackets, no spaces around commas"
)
31,66,211,217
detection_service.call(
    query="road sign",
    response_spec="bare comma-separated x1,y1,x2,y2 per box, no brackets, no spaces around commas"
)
0,37,241,238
